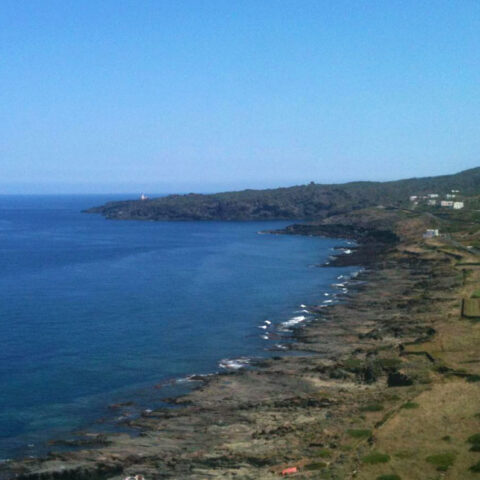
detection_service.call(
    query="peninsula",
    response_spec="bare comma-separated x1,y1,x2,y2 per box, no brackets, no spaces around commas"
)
85,167,480,221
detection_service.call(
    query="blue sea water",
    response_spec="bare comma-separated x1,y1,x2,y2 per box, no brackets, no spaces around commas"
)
0,195,355,459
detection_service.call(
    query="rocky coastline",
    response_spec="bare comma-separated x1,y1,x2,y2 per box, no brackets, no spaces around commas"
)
3,206,480,480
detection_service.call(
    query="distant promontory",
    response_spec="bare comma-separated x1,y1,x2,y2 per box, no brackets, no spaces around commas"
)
85,167,480,221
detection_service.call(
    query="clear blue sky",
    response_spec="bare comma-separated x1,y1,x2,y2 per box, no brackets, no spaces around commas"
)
1,0,479,193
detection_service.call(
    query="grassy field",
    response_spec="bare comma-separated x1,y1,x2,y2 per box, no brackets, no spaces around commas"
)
353,219,480,480
463,298,480,318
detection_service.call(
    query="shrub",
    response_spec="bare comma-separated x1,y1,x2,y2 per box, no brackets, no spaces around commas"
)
375,358,402,371
385,393,400,401
467,375,480,383
315,448,332,458
425,452,456,472
346,429,372,439
468,433,480,444
362,403,384,412
470,461,480,473
394,451,414,459
362,451,391,464
376,475,401,480
401,402,419,409
343,357,364,372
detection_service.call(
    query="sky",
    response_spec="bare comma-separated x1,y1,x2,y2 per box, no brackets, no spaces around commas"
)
1,0,480,194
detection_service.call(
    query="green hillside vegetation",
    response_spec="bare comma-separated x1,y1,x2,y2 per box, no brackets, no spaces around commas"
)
86,167,480,221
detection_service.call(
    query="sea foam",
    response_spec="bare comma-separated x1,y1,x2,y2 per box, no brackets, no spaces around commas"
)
219,357,251,370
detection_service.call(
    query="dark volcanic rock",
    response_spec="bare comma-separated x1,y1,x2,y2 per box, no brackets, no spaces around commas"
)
387,372,414,387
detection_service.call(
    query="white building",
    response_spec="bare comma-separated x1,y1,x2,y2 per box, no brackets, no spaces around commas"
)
446,194,456,199
427,199,437,206
410,195,418,202
423,229,440,238
428,194,439,198
441,201,454,207
453,202,464,210
140,193,148,201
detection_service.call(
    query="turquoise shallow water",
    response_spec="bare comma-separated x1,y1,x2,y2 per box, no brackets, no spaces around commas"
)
0,195,355,459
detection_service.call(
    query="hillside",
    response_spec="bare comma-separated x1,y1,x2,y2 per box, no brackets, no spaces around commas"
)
86,166,480,221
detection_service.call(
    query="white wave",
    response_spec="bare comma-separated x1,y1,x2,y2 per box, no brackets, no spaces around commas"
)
323,299,333,304
177,373,213,384
258,325,267,330
300,304,307,308
219,357,251,370
264,320,272,325
176,376,194,384
281,315,307,328
261,334,269,340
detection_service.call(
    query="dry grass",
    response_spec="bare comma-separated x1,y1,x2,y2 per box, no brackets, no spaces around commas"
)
355,240,480,480
463,298,480,318
355,380,480,479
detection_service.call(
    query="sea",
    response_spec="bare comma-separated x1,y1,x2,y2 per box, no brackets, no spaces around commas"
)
0,195,357,460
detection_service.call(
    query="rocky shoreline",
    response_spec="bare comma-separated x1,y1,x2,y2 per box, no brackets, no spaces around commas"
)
3,207,480,479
